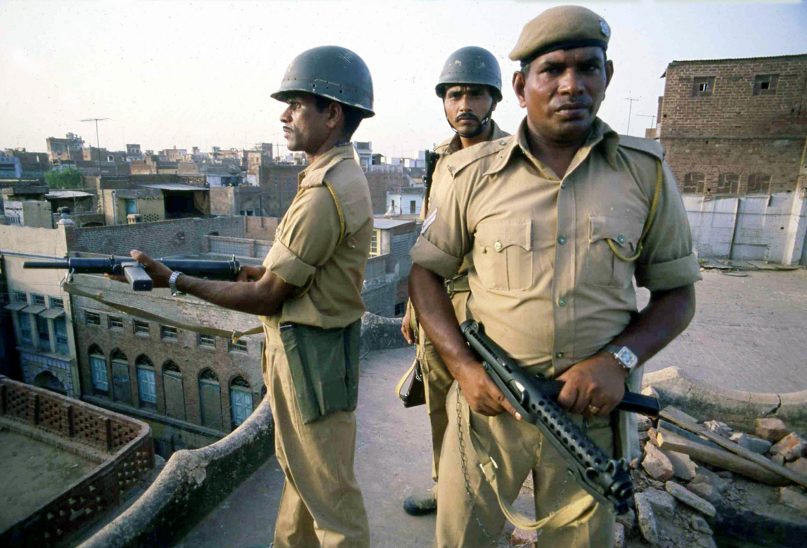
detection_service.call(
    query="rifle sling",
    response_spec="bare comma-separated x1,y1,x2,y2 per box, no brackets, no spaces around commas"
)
62,281,263,343
468,426,598,531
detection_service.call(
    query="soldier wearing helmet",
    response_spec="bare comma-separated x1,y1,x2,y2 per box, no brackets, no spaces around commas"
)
399,46,509,517
120,46,374,547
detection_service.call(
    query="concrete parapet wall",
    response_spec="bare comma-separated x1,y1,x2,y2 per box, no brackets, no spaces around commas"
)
644,366,807,432
81,399,273,548
360,312,409,355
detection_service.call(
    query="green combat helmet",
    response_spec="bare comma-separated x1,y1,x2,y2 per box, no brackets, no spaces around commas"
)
435,46,502,101
271,45,375,118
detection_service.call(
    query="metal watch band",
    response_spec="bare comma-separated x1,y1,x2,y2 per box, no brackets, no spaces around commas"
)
169,271,184,296
605,344,638,372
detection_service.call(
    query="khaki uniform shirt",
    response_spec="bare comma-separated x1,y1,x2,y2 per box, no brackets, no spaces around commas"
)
421,120,510,221
262,144,373,329
411,118,701,376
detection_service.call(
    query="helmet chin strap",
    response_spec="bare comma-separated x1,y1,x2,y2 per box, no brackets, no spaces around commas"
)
447,105,495,139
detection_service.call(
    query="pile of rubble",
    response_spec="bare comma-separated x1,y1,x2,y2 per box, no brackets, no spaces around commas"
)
504,406,807,547
621,405,807,547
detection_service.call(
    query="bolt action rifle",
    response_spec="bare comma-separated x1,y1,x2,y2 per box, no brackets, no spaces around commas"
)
422,149,440,217
461,320,660,515
24,256,241,291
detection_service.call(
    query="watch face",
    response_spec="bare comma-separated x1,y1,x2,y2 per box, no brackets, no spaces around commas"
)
617,347,638,368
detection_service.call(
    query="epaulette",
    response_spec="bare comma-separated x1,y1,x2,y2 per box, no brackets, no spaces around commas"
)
618,135,665,161
444,136,511,178
433,136,454,155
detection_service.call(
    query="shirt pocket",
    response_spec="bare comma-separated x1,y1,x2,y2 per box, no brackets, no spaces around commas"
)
584,215,644,288
473,219,533,291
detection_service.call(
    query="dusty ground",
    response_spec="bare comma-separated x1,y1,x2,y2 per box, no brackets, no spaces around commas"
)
0,428,96,532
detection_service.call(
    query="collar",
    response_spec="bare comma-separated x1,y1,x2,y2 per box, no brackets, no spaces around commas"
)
484,117,619,177
299,144,357,188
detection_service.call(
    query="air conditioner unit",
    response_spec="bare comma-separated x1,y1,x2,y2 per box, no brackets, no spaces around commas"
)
127,213,142,224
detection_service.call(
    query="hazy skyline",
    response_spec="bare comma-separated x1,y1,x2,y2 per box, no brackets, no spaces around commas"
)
1,0,806,159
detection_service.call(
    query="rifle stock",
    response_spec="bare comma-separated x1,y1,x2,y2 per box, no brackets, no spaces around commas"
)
24,256,241,291
461,320,634,515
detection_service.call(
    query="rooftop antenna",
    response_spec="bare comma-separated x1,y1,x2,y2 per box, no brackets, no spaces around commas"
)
624,97,639,135
637,113,657,129
81,117,109,177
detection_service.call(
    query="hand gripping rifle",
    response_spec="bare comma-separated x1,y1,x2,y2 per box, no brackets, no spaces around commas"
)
461,320,651,515
24,256,241,291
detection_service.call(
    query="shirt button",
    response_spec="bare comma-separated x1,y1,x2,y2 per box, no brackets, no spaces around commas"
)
558,297,567,307
494,240,503,252
555,352,564,359
557,235,567,245
617,233,626,244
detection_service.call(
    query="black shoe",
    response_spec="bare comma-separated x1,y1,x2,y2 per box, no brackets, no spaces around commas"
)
403,493,437,516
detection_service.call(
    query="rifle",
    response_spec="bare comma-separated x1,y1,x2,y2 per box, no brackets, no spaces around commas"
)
422,150,440,217
24,256,241,291
461,320,639,515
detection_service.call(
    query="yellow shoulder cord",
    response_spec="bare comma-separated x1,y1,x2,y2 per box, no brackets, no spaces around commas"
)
606,159,664,262
62,281,263,343
322,180,347,246
469,428,598,532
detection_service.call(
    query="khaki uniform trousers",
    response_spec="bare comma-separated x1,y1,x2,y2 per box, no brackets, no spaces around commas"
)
415,289,470,481
263,328,370,548
435,382,615,548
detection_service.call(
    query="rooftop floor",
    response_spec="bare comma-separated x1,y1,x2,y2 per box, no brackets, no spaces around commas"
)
0,429,97,532
181,268,807,546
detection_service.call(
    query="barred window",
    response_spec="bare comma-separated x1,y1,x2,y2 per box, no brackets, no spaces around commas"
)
32,294,46,306
716,173,739,195
682,172,705,194
198,334,216,348
89,347,108,393
108,316,124,330
161,325,178,341
86,311,101,326
692,76,715,97
13,291,27,303
747,173,771,195
753,74,778,96
134,320,150,336
228,339,248,353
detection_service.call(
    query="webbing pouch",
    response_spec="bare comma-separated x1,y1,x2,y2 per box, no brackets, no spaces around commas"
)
280,320,361,424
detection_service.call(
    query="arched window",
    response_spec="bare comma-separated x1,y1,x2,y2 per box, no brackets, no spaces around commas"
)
199,369,223,431
229,376,253,429
88,345,108,394
746,173,771,195
716,172,739,195
34,371,66,395
136,355,157,409
162,361,185,420
682,172,705,194
110,349,131,404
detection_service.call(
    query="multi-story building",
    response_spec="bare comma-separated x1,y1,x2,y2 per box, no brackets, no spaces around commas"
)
658,54,807,264
46,133,85,163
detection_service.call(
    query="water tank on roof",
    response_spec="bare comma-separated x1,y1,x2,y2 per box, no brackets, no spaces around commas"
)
127,213,142,224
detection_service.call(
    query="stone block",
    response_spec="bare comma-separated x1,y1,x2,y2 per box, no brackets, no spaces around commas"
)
641,386,659,399
637,414,653,432
785,457,807,475
692,467,729,493
686,480,721,506
779,486,807,513
704,420,732,438
690,514,713,535
770,432,807,461
755,418,789,442
641,487,677,518
643,443,674,482
665,480,717,517
663,449,698,481
729,432,772,455
616,507,635,530
772,454,785,466
613,522,625,548
634,492,659,544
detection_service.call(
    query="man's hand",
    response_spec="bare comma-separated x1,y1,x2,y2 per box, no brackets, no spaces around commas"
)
455,361,522,420
556,353,627,418
129,249,172,287
236,265,266,282
401,305,416,345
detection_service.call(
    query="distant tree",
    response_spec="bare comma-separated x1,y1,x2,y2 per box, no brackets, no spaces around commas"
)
44,168,82,189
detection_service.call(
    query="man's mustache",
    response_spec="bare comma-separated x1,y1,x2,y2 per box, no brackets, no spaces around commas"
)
455,113,480,123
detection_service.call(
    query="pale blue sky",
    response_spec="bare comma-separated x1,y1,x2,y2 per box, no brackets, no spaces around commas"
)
1,0,805,159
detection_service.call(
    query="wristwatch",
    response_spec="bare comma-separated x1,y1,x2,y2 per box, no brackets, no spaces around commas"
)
168,271,185,297
605,344,638,373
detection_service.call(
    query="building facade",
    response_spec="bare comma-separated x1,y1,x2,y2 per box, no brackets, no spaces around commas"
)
659,54,807,264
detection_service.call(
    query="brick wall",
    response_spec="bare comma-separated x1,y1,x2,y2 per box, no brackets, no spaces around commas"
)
661,55,807,138
660,55,807,196
66,217,245,257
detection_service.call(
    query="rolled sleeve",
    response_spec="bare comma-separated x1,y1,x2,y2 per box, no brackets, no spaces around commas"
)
266,240,317,287
635,252,700,291
266,185,340,288
410,235,463,278
636,161,702,291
